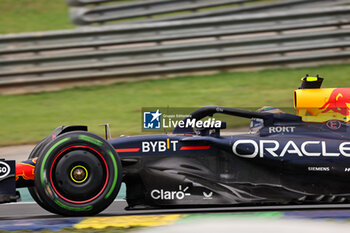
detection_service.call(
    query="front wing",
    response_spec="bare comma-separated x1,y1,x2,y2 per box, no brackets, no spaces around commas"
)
0,159,18,203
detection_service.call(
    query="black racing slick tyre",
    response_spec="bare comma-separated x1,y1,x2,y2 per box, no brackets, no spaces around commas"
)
34,131,122,216
28,137,61,214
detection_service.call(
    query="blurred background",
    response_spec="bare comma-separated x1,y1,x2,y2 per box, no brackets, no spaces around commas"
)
0,0,350,146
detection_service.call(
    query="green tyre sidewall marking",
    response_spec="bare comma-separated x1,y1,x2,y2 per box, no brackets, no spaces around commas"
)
54,199,92,212
105,150,118,199
40,137,71,186
78,135,103,146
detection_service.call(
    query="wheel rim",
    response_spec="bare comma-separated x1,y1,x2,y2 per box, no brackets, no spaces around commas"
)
49,145,109,204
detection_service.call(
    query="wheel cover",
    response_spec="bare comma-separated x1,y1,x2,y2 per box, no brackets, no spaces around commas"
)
49,145,109,204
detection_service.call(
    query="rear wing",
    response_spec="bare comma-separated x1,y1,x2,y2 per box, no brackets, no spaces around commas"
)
0,159,18,203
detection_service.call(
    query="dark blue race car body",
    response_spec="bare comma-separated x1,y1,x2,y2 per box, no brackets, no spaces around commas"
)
111,106,350,209
1,77,350,216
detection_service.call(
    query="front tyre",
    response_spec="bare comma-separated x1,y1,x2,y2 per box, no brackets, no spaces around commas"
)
28,136,61,214
34,131,122,216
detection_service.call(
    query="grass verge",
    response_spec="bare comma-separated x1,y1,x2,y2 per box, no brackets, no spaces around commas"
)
0,0,74,34
0,0,278,34
1,64,350,146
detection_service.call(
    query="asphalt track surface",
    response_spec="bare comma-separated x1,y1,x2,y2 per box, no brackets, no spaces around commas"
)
3,200,350,220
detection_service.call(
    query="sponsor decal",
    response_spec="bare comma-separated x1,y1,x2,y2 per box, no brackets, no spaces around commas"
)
268,126,295,134
143,110,162,129
151,185,190,200
308,167,330,172
203,191,213,200
232,140,350,158
326,120,342,130
320,88,350,116
142,139,179,152
0,161,11,179
141,140,211,152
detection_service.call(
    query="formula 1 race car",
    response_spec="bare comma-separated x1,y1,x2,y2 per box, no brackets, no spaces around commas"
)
1,76,350,216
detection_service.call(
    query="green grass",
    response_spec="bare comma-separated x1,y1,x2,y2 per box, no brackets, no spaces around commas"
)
0,0,279,33
0,0,74,34
0,64,350,146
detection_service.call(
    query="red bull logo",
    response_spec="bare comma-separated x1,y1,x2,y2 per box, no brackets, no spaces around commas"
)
320,88,350,116
16,158,37,181
294,88,350,123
